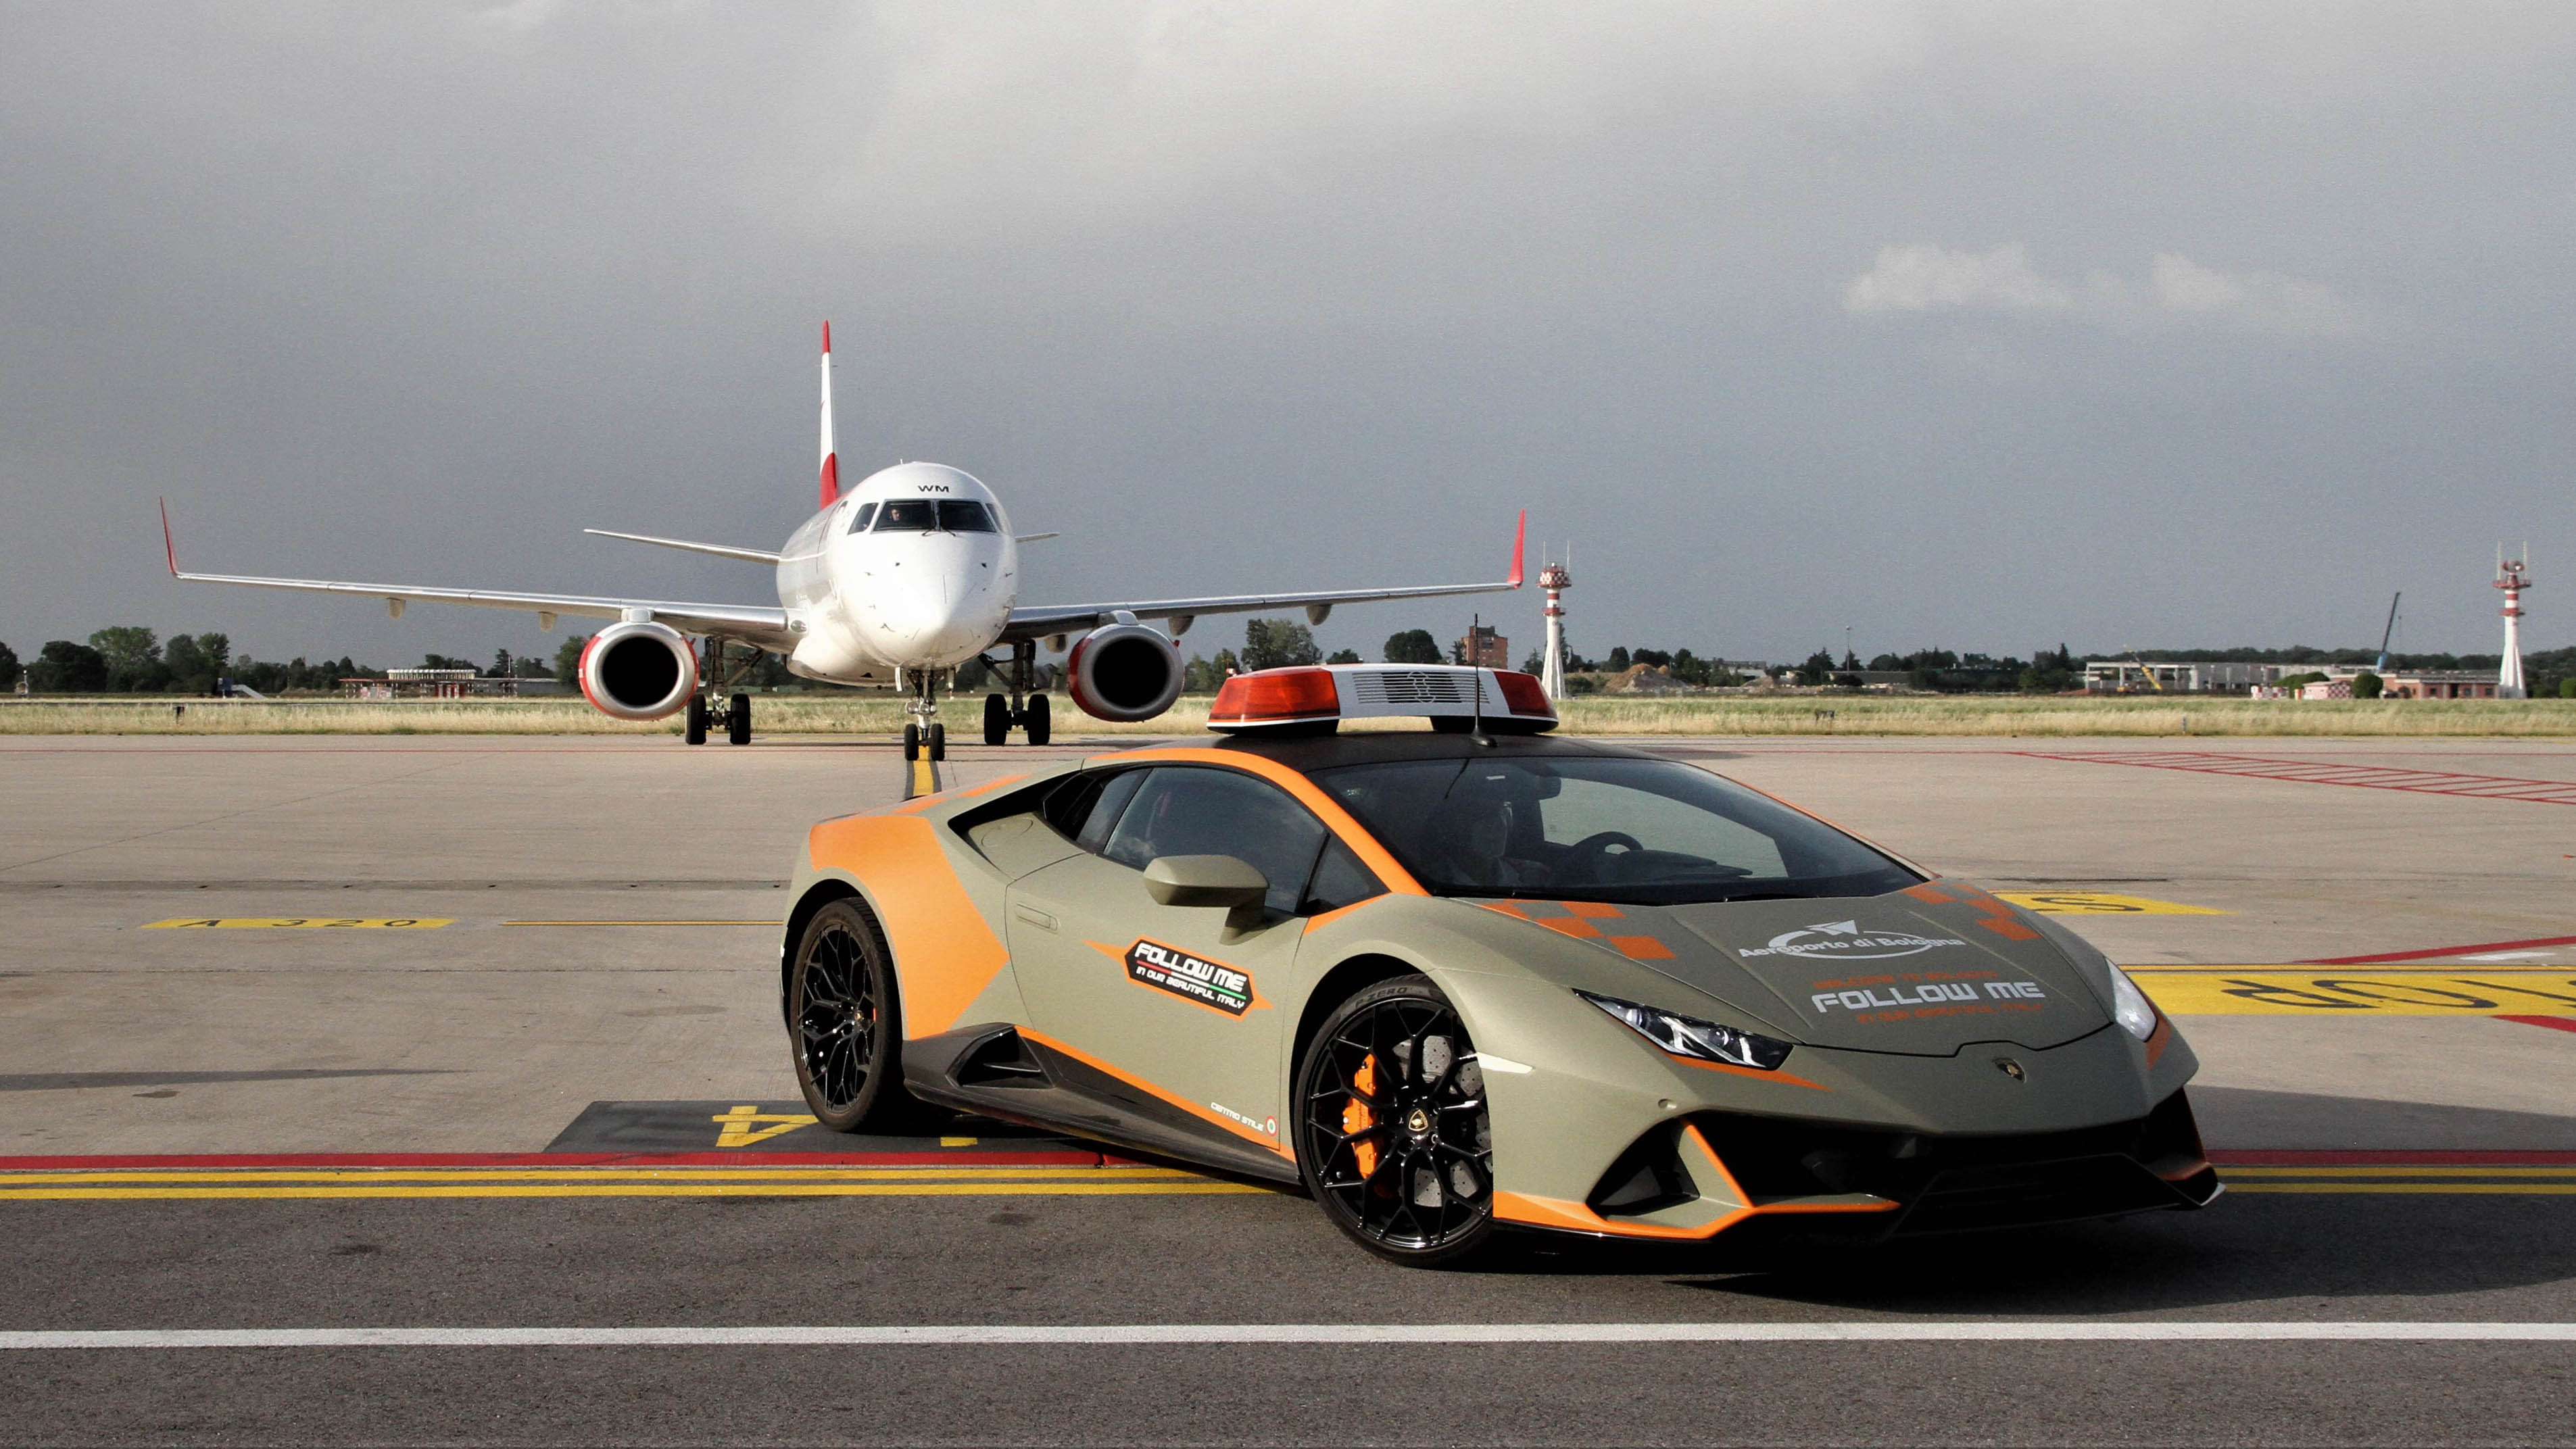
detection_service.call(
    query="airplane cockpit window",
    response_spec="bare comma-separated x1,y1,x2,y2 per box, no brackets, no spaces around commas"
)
874,500,937,531
847,502,878,533
937,501,997,533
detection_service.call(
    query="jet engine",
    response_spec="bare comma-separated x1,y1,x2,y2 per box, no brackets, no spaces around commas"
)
1067,622,1185,722
578,620,700,721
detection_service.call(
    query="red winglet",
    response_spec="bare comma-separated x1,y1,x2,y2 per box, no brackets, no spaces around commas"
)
1506,509,1526,587
822,320,831,354
159,498,178,576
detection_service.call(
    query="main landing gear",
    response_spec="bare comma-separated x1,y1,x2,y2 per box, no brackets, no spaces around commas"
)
978,640,1052,747
683,640,756,747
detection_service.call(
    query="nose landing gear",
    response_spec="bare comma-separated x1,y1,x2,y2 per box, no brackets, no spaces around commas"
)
902,672,946,762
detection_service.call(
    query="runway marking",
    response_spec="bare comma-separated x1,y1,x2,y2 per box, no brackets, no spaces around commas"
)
2305,933,2576,966
3,1322,2572,1349
504,919,782,927
1993,891,2225,915
0,1162,1257,1200
2022,750,2576,806
141,917,452,929
2220,1164,2576,1194
712,1105,817,1147
2132,969,2576,1015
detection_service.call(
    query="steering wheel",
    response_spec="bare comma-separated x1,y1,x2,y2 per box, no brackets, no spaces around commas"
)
1557,831,1644,884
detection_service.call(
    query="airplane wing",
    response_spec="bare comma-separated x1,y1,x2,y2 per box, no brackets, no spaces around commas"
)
164,504,797,652
1000,512,1524,643
583,529,782,564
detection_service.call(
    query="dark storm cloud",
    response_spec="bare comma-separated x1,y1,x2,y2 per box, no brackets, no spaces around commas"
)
3,3,2571,668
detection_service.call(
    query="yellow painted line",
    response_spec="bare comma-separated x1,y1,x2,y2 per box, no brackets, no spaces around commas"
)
2225,1183,2576,1195
0,1182,1263,1201
2133,970,2576,1015
502,926,777,937
1995,891,2227,916
0,1167,1198,1186
909,754,938,798
142,918,452,930
2118,964,2576,975
2220,1166,2576,1178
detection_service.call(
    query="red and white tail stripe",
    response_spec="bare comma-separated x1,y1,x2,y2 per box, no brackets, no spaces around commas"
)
818,321,840,508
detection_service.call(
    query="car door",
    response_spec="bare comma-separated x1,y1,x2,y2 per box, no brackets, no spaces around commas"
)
1004,763,1338,1160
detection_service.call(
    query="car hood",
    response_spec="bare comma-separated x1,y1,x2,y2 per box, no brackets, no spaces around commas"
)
1507,882,2112,1056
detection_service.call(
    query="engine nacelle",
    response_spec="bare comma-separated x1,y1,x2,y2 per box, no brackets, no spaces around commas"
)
1067,622,1185,722
578,620,699,721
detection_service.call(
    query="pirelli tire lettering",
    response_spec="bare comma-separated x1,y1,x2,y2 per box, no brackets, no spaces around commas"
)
1125,939,1255,1016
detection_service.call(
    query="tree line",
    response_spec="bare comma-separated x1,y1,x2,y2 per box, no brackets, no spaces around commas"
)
9,622,2570,699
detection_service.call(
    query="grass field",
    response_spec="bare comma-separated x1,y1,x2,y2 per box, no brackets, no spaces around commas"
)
5,693,2573,737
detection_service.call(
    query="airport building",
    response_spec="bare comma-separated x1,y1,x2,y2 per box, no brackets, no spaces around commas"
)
1454,625,1511,669
2083,661,2287,693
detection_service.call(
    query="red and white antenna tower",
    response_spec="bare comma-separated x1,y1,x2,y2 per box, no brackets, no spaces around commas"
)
1539,546,1572,700
2496,543,2533,699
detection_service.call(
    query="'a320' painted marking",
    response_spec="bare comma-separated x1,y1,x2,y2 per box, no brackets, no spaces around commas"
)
143,918,453,930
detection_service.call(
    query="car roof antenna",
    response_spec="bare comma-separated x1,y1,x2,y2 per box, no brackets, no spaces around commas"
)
1469,616,1494,747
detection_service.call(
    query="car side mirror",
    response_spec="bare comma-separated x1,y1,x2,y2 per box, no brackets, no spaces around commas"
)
1144,855,1269,912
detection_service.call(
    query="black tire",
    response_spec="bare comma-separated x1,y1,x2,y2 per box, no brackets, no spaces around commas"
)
982,693,1010,746
786,898,916,1131
927,722,946,760
727,693,751,745
684,694,709,745
902,722,920,761
1022,692,1052,746
1294,973,1497,1266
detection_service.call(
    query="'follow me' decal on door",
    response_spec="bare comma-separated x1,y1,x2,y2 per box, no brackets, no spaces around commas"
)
1091,938,1261,1016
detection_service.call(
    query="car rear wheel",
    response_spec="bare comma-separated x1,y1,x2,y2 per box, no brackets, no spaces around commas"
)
1295,974,1496,1266
788,898,915,1131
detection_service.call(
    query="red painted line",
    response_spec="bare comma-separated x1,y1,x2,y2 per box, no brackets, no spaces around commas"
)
0,1150,1110,1171
2022,751,2576,806
2304,934,2576,965
2210,1150,2576,1166
2501,1015,2576,1035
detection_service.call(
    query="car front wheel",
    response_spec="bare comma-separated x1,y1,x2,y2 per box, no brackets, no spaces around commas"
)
1295,973,1497,1265
788,898,914,1130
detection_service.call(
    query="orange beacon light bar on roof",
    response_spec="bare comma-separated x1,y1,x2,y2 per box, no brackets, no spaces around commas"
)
1209,664,1557,735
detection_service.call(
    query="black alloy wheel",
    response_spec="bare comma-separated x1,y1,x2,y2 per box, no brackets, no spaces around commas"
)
983,693,1010,746
787,898,913,1130
1296,974,1497,1265
1021,692,1052,746
928,722,946,760
727,693,751,746
684,694,709,745
902,723,920,761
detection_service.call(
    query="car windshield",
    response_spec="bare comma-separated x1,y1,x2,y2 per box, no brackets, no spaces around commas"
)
1310,756,1922,905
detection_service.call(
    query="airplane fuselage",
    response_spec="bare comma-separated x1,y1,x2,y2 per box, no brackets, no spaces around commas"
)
775,462,1019,684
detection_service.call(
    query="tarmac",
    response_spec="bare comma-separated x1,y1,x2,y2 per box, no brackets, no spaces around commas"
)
3,732,2573,1444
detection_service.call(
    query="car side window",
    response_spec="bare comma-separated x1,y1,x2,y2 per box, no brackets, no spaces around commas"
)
1039,768,1146,852
1302,837,1385,915
1099,767,1329,917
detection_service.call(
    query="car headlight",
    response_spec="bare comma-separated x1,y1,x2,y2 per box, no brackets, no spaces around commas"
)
2108,966,2160,1041
1577,990,1794,1071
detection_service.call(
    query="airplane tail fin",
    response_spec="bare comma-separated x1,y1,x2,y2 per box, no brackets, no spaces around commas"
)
1506,509,1526,588
818,321,840,509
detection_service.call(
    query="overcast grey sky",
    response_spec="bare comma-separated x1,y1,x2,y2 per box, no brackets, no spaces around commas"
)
4,2,2571,670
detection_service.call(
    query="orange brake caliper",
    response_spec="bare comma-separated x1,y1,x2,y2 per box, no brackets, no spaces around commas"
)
1344,1053,1380,1178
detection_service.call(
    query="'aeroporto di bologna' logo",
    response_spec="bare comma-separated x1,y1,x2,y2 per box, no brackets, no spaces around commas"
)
1737,920,1967,961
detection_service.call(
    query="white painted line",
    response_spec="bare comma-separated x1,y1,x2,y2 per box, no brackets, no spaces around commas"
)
1,1323,2572,1350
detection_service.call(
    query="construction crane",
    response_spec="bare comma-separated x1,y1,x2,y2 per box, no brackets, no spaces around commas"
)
2125,647,2164,693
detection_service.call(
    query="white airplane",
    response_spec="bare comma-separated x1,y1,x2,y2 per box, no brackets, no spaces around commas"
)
165,324,1524,755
